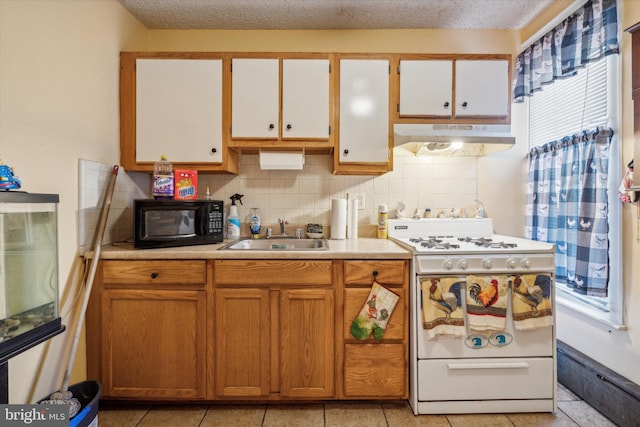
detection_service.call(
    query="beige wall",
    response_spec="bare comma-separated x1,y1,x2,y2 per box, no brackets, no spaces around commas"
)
0,0,147,403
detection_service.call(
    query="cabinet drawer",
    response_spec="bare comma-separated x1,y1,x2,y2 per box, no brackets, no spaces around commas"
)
214,260,332,286
417,358,554,401
344,343,406,398
343,261,407,286
344,287,405,341
102,260,206,285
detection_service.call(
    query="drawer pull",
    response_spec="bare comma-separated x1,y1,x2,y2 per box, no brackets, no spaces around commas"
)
372,270,378,277
447,362,530,370
150,272,159,279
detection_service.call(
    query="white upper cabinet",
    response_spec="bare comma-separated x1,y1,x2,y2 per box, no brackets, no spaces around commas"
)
339,59,390,164
454,60,509,117
135,58,223,163
231,58,330,139
398,58,509,119
282,59,330,139
399,60,453,116
231,58,280,138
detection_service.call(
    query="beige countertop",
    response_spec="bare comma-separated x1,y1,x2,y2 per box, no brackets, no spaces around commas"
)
99,237,412,260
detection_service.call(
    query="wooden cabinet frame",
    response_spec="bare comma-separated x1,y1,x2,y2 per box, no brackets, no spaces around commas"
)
391,53,512,125
120,52,239,173
225,52,336,155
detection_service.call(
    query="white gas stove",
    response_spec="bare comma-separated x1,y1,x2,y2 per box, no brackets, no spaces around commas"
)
389,218,558,415
389,218,555,275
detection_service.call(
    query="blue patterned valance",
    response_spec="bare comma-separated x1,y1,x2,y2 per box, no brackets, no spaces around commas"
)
512,0,619,103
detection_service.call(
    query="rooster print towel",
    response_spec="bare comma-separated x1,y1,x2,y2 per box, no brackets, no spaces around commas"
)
465,275,509,332
511,274,553,330
421,277,465,340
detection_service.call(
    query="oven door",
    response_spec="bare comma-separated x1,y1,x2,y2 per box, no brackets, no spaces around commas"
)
417,274,554,359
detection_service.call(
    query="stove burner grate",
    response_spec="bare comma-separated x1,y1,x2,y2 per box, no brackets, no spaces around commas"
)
457,236,518,249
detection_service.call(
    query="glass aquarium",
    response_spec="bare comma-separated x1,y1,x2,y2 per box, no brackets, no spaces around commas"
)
0,192,61,360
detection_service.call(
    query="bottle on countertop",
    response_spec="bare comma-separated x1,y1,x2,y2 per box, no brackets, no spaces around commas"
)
377,204,388,239
249,208,261,239
227,193,243,239
152,155,174,200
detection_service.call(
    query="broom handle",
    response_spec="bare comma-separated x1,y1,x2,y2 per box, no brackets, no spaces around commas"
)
61,165,119,392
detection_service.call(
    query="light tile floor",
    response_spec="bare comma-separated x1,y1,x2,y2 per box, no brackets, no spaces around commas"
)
98,384,617,427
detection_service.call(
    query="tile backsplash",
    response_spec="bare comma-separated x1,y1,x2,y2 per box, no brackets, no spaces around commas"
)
201,151,478,232
77,151,477,247
78,159,147,253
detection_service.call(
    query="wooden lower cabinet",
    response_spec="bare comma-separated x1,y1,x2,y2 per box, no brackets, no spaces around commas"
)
214,288,270,397
88,260,208,400
280,288,334,398
341,260,408,399
102,288,207,399
87,257,408,402
344,343,406,397
214,260,334,399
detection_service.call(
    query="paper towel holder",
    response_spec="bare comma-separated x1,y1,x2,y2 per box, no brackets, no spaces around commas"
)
259,149,305,170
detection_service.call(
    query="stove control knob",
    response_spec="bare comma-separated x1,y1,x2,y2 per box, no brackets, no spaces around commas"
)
521,258,532,269
443,259,454,271
457,259,468,270
482,258,493,270
506,258,518,269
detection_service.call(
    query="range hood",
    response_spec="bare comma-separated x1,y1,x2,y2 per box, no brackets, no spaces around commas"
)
393,123,515,156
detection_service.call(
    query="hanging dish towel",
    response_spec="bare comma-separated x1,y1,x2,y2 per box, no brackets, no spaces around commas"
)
350,280,400,340
421,277,465,339
511,274,553,331
465,275,509,332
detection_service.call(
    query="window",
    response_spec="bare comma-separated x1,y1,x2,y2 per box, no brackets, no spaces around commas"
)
527,54,623,327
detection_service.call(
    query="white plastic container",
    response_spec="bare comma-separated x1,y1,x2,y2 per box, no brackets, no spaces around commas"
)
227,205,240,239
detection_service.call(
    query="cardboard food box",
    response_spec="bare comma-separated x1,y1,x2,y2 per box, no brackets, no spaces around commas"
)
174,169,198,200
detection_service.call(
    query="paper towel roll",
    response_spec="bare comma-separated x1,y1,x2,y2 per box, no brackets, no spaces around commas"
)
347,198,358,239
330,198,347,240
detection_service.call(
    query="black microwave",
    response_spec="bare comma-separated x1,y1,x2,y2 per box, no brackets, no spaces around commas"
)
134,199,224,249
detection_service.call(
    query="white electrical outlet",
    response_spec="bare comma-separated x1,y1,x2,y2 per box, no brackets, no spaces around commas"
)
348,192,365,210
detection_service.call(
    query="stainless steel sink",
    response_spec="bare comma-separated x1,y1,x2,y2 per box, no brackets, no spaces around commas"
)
219,237,329,251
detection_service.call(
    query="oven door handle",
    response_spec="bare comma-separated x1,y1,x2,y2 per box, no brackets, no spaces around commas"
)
447,361,530,370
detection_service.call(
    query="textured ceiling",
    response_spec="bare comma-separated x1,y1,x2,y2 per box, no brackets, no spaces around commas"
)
118,0,556,30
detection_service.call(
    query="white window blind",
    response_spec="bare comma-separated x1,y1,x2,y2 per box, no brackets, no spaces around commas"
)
529,57,610,148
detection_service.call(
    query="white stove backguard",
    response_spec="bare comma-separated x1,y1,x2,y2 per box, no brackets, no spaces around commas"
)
388,218,495,240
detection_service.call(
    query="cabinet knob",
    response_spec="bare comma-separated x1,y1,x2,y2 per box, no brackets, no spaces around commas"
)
268,123,275,130
372,270,379,277
461,101,468,108
286,124,292,130
443,102,450,108
211,147,217,154
150,272,159,279
343,149,349,155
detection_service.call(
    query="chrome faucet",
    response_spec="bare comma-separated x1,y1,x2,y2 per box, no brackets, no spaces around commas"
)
278,218,287,236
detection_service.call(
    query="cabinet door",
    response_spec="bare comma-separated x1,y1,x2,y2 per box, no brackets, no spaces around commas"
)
344,343,406,398
455,60,509,117
280,288,334,398
339,59,390,163
282,59,330,139
101,289,206,399
136,58,223,163
231,58,279,138
399,60,453,116
215,288,270,397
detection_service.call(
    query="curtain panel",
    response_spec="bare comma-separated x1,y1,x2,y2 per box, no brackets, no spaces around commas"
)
512,0,619,103
525,129,613,297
